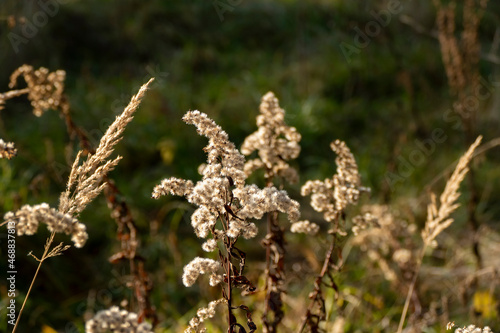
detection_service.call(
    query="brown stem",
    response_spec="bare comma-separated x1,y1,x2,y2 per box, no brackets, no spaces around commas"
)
104,176,157,325
262,211,285,333
298,233,338,333
223,214,235,333
227,256,234,333
262,174,285,333
263,211,273,331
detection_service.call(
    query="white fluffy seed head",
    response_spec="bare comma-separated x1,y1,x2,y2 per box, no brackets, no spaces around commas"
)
85,306,153,333
4,203,88,247
182,257,222,287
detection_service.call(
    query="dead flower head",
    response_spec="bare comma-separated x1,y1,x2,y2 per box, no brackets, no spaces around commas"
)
85,306,153,333
298,140,367,234
0,139,17,159
9,65,67,117
152,111,300,295
454,325,494,333
4,203,88,248
241,91,301,183
152,110,300,241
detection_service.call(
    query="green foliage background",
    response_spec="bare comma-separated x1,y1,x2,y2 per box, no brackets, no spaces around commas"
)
0,0,499,332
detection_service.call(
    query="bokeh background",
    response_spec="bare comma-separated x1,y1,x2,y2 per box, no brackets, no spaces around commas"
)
0,1,499,332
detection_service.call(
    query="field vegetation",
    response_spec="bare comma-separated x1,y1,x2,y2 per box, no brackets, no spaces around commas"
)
0,1,499,332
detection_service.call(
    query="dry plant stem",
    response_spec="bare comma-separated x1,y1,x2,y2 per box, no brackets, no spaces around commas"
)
263,210,285,333
59,99,94,154
298,230,339,333
262,174,285,332
221,208,256,332
221,214,236,333
227,254,234,333
396,246,426,333
241,92,300,332
0,87,30,100
105,180,157,325
264,212,273,321
13,231,57,333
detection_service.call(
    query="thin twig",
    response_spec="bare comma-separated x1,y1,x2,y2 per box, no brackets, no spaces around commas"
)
396,246,426,333
12,231,56,333
298,232,338,333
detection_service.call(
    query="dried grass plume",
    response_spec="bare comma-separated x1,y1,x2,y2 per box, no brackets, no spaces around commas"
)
3,78,154,247
422,136,482,245
59,78,154,217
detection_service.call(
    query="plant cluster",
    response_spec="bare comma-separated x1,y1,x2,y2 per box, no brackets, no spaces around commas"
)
1,32,498,332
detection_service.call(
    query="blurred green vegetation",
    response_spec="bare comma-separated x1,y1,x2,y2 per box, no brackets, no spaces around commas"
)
0,0,499,332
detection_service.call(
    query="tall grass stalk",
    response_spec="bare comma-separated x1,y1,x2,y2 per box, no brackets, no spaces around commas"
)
397,136,482,333
4,77,154,332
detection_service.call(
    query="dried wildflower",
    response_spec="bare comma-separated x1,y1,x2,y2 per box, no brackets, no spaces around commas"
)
301,140,365,228
241,92,301,332
392,248,412,265
201,239,218,252
351,205,417,283
85,306,153,333
0,139,17,159
241,92,301,183
351,212,379,235
59,79,154,217
190,206,218,238
227,218,258,239
298,141,368,332
331,140,363,213
152,111,300,240
153,110,298,332
290,220,320,235
422,136,482,245
3,203,87,248
183,110,246,186
185,299,227,333
152,177,194,199
8,65,66,117
233,185,300,223
182,257,223,287
455,325,494,333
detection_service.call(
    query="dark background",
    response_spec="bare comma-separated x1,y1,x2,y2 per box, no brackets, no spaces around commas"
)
0,1,499,332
